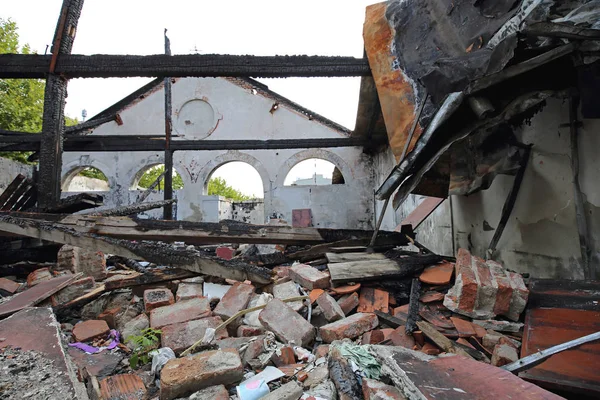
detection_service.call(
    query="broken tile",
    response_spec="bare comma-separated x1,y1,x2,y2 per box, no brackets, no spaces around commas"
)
150,297,211,329
319,313,379,343
419,261,454,285
316,292,345,322
450,317,477,337
357,287,389,313
271,345,296,367
337,292,359,315
388,326,416,348
0,277,20,294
273,280,303,312
310,289,325,304
419,291,445,303
330,283,361,295
491,343,518,367
160,349,243,400
144,288,175,312
72,319,110,342
472,319,523,333
26,268,52,287
99,374,146,400
421,342,441,355
259,299,315,346
176,283,204,302
456,337,476,349
161,316,228,355
289,264,330,290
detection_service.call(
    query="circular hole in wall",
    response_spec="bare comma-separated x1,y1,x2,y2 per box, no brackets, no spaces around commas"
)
175,99,215,138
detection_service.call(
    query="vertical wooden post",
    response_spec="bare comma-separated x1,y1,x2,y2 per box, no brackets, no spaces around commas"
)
163,29,174,220
38,0,85,209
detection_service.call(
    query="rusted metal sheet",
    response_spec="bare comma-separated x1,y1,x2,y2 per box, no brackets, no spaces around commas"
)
521,307,600,395
363,2,423,163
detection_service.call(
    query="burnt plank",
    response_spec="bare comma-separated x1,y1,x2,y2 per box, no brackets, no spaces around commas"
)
0,174,26,209
104,268,196,290
528,279,600,311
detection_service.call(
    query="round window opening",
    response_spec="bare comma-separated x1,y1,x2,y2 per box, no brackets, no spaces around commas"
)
175,99,215,138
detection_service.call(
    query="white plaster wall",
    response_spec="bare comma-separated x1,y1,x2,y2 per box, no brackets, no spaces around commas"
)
67,176,110,192
232,200,265,225
0,157,33,192
62,78,375,229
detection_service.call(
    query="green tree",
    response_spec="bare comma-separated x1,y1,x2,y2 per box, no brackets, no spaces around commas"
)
137,165,184,190
79,167,108,182
0,18,77,163
207,177,252,201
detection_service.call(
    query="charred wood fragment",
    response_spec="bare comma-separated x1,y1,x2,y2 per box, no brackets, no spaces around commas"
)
405,278,421,334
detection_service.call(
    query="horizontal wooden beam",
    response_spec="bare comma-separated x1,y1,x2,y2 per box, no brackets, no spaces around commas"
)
0,54,371,79
0,136,381,152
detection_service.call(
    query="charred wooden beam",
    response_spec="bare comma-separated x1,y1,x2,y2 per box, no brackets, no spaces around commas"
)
0,136,381,152
38,193,103,214
82,199,176,217
38,0,85,208
0,53,371,79
405,277,421,334
163,30,174,221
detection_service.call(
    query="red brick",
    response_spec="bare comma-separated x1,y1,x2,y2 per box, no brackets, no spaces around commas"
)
72,319,110,342
98,306,122,329
507,271,529,321
26,268,52,287
413,330,425,346
175,283,204,302
419,261,454,285
273,280,303,312
186,385,229,400
421,342,441,355
358,288,389,313
273,266,291,278
289,264,330,290
258,299,315,346
0,278,20,294
316,292,345,322
160,349,243,400
50,276,95,307
488,261,513,317
144,288,175,312
419,291,445,303
491,343,518,367
57,245,107,280
150,297,211,329
444,249,478,316
271,345,296,367
99,374,146,400
337,292,359,315
393,304,409,318
292,208,312,227
362,378,405,400
213,282,254,329
361,328,394,345
215,336,265,366
161,316,228,355
236,324,264,337
388,326,416,348
319,313,379,343
314,344,330,359
216,246,235,260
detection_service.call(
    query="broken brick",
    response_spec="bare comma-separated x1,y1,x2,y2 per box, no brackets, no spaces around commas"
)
160,349,243,400
273,280,303,312
237,324,264,337
315,344,330,359
175,283,204,302
316,292,345,322
273,266,291,278
215,336,265,366
213,282,254,329
185,385,229,400
98,306,122,329
361,328,394,345
309,289,325,304
26,268,52,287
216,246,235,260
50,276,95,307
0,277,20,294
388,326,416,348
362,378,405,400
456,338,476,349
261,381,304,400
491,343,518,367
144,288,175,312
57,245,107,281
358,287,389,313
122,314,149,347
450,317,477,338
421,342,441,355
507,271,529,321
161,316,228,355
337,292,359,315
289,264,330,290
99,374,146,400
150,297,211,329
330,283,361,295
419,291,445,303
319,313,379,343
67,347,122,378
72,319,110,342
271,345,296,367
259,299,315,346
413,330,425,346
419,261,454,285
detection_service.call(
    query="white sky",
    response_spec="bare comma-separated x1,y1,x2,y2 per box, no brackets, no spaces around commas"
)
3,0,376,197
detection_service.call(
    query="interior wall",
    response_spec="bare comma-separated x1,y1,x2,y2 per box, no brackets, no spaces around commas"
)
0,157,33,192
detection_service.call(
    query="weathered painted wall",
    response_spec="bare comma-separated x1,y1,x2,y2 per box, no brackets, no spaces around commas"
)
67,176,109,192
0,157,33,192
61,77,375,229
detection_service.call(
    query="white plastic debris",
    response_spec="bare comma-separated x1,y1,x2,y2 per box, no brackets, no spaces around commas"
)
203,282,231,300
150,347,176,387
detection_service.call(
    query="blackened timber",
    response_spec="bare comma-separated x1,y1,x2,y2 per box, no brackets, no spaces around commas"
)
0,174,26,209
82,199,176,217
0,136,380,152
163,30,173,220
405,278,421,334
38,0,85,209
0,54,371,79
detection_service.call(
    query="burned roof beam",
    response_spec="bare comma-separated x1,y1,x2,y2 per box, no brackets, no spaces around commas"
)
0,54,371,79
0,136,384,152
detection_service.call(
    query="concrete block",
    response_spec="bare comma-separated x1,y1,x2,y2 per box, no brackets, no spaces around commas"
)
161,316,227,355
259,299,315,346
72,320,110,342
150,298,211,329
144,288,175,312
289,264,330,290
316,292,345,322
160,349,243,400
319,313,379,343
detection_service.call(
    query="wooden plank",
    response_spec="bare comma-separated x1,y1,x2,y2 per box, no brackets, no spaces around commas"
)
327,259,403,284
406,278,421,333
527,279,600,311
325,252,387,263
0,273,81,317
104,268,196,290
374,310,406,328
396,196,444,230
416,320,474,359
520,307,600,395
0,174,26,209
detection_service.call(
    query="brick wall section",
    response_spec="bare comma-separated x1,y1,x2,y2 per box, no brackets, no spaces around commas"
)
444,248,529,321
57,245,107,280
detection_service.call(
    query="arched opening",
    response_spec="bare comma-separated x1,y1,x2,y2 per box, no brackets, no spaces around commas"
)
203,161,265,224
284,158,344,186
131,164,184,190
62,166,110,192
